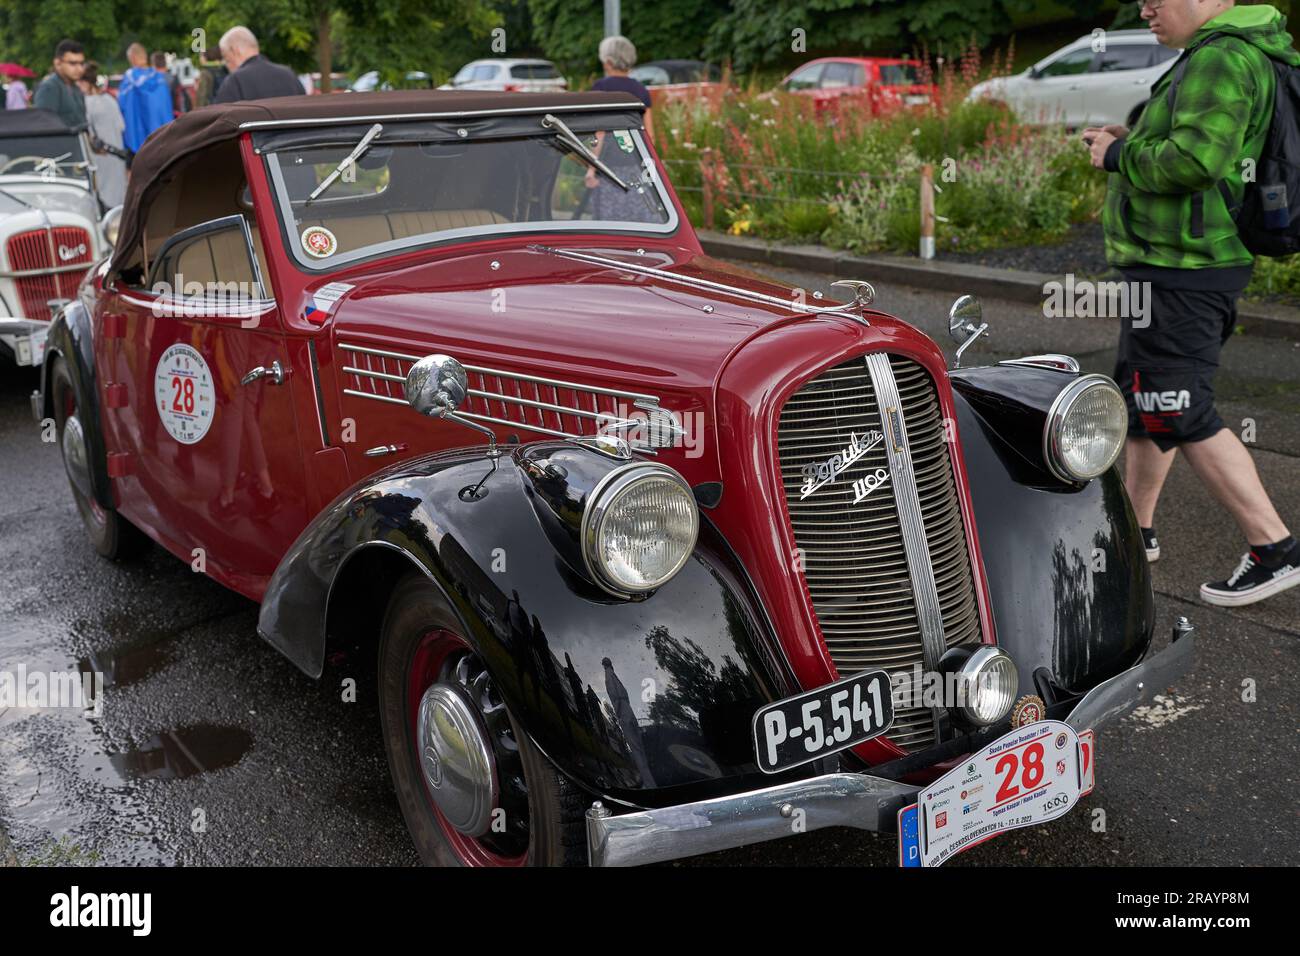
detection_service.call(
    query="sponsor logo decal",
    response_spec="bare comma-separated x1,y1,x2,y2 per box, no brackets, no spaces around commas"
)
935,811,947,829
1010,694,1046,728
301,225,338,258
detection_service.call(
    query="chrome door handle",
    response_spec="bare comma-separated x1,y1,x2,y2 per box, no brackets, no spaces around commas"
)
241,360,287,386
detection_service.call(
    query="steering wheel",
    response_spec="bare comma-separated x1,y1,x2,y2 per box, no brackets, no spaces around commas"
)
0,155,79,176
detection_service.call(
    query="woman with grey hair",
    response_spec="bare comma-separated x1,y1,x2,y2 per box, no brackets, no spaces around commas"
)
587,35,656,221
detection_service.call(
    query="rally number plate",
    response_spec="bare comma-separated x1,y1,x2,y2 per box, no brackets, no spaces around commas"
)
898,719,1092,867
752,669,893,774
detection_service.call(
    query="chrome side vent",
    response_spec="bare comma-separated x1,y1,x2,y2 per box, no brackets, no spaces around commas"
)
338,341,679,449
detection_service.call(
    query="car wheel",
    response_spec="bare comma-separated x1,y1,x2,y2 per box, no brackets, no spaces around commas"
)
51,356,147,561
378,572,589,866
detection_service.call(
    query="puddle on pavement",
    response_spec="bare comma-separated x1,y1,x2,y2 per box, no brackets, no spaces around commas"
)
0,615,254,863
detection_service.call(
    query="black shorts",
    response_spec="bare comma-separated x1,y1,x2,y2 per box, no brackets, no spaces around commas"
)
1113,269,1246,452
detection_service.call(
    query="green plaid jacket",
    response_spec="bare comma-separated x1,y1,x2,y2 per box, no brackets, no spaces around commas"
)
1102,5,1300,270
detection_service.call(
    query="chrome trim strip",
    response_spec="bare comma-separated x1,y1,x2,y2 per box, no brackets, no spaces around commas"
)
338,342,660,403
586,772,920,867
864,354,947,738
343,388,407,406
532,244,868,317
239,101,645,130
999,354,1080,374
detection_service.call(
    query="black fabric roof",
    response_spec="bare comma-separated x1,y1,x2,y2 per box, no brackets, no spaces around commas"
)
0,108,76,138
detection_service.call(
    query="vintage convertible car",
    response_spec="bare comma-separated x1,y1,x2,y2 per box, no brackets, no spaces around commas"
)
0,109,117,371
36,90,1193,867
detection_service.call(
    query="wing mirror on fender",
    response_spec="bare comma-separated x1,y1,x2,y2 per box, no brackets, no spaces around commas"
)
948,294,990,369
405,353,501,458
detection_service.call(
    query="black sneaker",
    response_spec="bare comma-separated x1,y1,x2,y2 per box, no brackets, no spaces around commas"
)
1200,544,1300,607
1141,528,1160,563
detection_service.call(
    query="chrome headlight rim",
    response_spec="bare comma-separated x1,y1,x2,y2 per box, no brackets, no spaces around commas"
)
580,461,699,598
956,645,1018,727
1042,373,1127,483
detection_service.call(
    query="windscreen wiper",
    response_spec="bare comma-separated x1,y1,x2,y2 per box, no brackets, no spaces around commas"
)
540,113,629,192
307,123,383,204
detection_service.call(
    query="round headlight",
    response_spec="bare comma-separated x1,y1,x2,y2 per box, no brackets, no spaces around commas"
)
100,205,122,248
956,647,1018,726
581,463,699,596
1043,374,1127,482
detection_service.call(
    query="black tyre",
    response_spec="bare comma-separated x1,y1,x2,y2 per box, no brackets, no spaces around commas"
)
50,357,148,561
378,572,588,866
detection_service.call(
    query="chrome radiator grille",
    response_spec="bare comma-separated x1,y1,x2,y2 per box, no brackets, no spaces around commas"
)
777,354,982,752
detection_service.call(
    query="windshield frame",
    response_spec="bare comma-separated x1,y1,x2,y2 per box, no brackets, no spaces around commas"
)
261,117,679,273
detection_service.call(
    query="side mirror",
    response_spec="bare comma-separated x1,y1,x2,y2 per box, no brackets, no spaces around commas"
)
948,295,990,368
100,204,123,249
405,354,500,457
406,353,469,418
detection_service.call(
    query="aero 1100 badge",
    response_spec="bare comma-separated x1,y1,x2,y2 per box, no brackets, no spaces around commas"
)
153,344,215,444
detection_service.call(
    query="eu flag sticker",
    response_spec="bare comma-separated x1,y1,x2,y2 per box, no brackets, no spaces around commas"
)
898,803,921,868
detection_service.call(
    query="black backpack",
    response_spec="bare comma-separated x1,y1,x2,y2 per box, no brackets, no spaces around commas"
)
1165,32,1300,257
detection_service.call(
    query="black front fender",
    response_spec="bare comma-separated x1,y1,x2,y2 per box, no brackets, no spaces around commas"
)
257,444,801,807
39,300,112,510
952,366,1155,700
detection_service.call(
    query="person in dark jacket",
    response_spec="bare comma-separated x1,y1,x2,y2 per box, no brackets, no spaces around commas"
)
32,39,86,129
213,26,303,103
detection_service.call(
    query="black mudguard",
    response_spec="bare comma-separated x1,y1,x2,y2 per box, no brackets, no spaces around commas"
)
257,443,804,809
37,299,113,511
952,365,1155,701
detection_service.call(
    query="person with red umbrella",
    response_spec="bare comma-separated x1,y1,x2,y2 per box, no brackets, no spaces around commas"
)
1,62,36,110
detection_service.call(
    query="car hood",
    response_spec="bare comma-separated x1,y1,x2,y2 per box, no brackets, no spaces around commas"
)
326,244,823,396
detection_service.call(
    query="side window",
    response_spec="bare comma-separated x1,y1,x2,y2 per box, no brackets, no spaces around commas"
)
820,62,858,89
785,63,824,91
150,217,266,302
1098,45,1156,72
1150,45,1180,67
1038,49,1095,78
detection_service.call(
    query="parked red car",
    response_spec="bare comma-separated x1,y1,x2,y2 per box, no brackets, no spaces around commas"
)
781,56,936,116
35,89,1192,867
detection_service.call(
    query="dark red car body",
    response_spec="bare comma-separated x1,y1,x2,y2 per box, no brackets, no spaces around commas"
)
35,90,1187,867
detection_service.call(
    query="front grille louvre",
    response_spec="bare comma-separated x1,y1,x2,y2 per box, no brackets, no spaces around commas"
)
5,227,93,322
777,354,982,752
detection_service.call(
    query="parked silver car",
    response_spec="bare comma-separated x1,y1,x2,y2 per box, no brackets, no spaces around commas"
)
440,58,568,93
968,30,1180,128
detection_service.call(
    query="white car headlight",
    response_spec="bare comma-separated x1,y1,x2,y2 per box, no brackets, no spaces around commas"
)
1043,374,1127,482
581,463,699,596
957,647,1018,726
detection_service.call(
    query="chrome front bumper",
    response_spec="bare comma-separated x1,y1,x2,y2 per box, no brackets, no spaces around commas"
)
587,619,1195,867
0,317,50,368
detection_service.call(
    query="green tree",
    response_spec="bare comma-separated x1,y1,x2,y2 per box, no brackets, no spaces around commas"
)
527,0,729,73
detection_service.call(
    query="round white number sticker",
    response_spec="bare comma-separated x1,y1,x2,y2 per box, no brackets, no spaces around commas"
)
153,344,215,444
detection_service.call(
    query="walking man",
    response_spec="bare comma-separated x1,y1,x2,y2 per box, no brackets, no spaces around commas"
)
212,27,303,103
1084,0,1299,607
32,39,86,128
118,43,172,152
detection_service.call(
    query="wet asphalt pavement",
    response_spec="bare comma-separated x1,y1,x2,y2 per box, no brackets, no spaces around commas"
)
1,269,1297,867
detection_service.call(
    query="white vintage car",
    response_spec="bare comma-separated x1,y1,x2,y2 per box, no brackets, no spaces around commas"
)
0,109,118,370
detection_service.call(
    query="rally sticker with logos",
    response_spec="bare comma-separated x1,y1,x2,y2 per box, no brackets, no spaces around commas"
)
302,281,356,323
898,719,1088,868
301,225,338,258
153,344,215,444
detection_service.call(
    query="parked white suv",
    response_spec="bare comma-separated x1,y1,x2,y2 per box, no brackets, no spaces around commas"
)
441,59,568,93
968,30,1180,128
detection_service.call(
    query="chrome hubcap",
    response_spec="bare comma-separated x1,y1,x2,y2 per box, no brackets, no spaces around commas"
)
61,413,93,500
417,682,497,837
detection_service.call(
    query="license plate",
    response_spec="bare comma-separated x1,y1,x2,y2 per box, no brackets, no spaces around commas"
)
898,720,1090,867
752,669,893,774
905,94,929,105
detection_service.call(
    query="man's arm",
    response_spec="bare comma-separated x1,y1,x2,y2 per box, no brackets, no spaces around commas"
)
1112,43,1259,194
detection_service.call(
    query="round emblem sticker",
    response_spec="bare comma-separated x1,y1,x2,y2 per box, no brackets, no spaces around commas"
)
153,344,215,445
301,225,338,258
